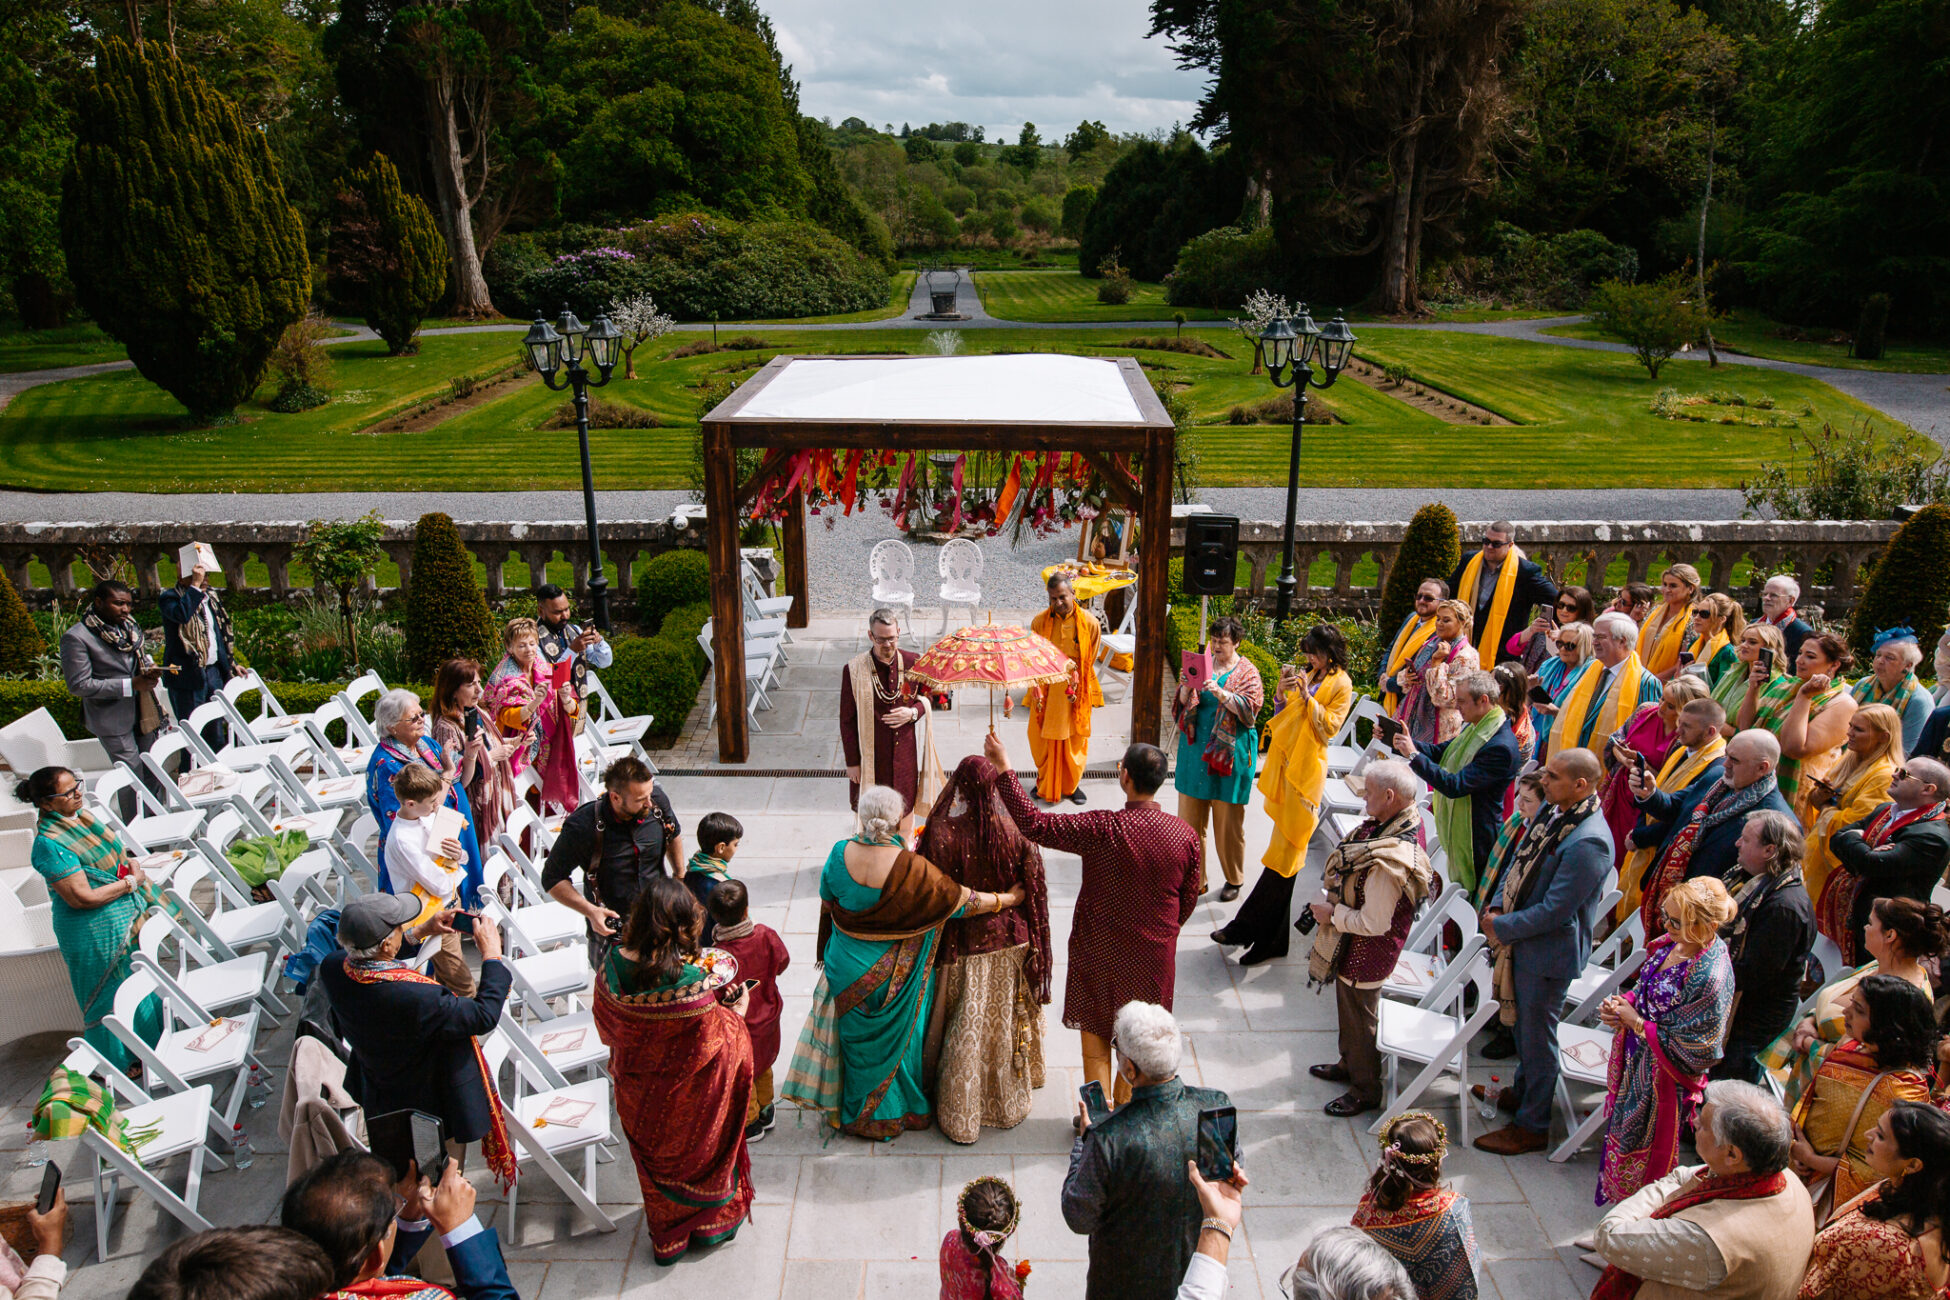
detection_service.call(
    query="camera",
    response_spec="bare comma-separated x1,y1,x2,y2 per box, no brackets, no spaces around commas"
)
1294,907,1318,935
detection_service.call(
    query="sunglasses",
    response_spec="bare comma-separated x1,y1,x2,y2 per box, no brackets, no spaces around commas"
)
1895,768,1910,782
1481,537,1511,549
1555,639,1579,650
1556,599,1577,609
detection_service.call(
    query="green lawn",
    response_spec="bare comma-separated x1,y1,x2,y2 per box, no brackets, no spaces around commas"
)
0,323,127,373
911,247,1078,271
973,271,1232,322
1544,309,1950,374
0,325,1901,492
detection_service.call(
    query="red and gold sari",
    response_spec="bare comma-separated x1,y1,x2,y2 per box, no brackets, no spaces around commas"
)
1791,1041,1934,1212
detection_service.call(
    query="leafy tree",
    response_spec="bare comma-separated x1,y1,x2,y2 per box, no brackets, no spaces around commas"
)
1850,505,1950,669
331,153,449,355
0,52,73,329
541,4,810,224
1378,504,1462,640
1738,0,1950,334
61,39,310,423
904,135,939,163
1587,271,1712,378
404,511,496,681
1079,135,1242,280
609,292,673,380
1151,0,1521,313
952,141,981,168
1002,122,1042,174
294,511,388,669
0,566,44,676
794,115,893,266
1065,120,1113,161
1061,184,1096,240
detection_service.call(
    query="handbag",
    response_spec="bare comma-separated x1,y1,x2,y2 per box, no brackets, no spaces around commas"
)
1804,1067,1891,1226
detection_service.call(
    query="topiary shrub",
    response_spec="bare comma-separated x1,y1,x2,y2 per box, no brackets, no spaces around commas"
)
658,600,711,675
1378,504,1461,640
1237,641,1281,731
604,634,700,739
61,39,309,423
637,549,710,633
1848,504,1950,667
0,566,45,675
331,152,449,355
403,512,497,681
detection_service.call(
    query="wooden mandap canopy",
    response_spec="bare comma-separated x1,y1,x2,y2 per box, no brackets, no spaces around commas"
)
699,352,1177,762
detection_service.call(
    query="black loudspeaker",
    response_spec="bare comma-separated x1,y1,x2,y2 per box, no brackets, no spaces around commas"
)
1182,514,1240,597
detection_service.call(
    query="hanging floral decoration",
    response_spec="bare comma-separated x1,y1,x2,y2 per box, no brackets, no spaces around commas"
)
744,448,1115,542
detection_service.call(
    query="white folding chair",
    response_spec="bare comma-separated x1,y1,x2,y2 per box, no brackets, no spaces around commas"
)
937,537,984,634
141,730,274,811
305,699,375,773
1382,885,1482,1002
1549,1024,1618,1161
221,670,307,741
1327,696,1387,775
89,763,206,854
506,1009,610,1092
1096,589,1138,702
742,557,794,625
105,970,261,1152
482,1028,616,1237
1808,932,1847,989
338,672,388,744
868,539,917,638
61,1039,220,1261
741,586,791,659
499,937,592,1020
176,813,299,956
1564,913,1648,1025
583,672,650,747
267,753,367,820
1369,951,1501,1144
135,908,288,1022
478,853,582,952
178,699,281,773
699,626,780,730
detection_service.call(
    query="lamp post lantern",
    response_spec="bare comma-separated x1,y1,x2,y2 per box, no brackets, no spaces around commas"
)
1259,307,1357,623
525,302,622,634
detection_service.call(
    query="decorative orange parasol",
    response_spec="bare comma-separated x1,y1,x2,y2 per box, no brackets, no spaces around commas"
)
906,621,1073,729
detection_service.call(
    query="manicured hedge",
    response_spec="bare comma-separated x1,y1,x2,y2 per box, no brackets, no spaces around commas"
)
638,550,710,634
604,635,700,741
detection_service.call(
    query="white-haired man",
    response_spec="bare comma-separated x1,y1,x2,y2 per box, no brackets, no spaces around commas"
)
1062,1001,1232,1300
840,608,933,821
1273,1227,1416,1300
1828,755,1950,956
1758,575,1812,663
1549,611,1662,757
1591,1079,1814,1297
1631,729,1795,926
1303,759,1436,1118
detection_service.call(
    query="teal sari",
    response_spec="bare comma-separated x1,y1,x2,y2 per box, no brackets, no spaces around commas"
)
30,810,164,1072
783,839,966,1139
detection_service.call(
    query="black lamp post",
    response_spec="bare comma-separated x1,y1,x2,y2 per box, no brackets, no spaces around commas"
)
523,302,624,634
1259,307,1358,622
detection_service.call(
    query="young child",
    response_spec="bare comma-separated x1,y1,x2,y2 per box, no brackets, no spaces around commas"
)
939,1175,1026,1300
705,879,789,1142
1351,1112,1478,1300
382,761,476,996
686,811,742,944
1475,770,1545,911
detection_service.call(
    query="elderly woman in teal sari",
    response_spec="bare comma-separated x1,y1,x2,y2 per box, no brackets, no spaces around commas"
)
18,767,163,1073
783,785,1024,1139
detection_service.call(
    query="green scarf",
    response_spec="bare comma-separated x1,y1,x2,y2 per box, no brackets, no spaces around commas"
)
33,1064,160,1156
1433,707,1507,893
686,851,731,880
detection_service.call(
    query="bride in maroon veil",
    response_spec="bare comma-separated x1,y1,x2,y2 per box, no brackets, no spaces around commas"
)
920,753,1054,1143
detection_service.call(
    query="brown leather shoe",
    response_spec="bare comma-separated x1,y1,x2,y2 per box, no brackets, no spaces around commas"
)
1470,1083,1519,1115
1309,1062,1352,1083
1473,1124,1549,1156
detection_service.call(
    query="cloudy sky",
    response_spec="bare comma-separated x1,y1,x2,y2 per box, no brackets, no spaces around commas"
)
764,0,1212,140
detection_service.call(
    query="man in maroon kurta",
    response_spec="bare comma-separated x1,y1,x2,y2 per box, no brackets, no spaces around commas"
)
982,732,1202,1106
840,609,926,813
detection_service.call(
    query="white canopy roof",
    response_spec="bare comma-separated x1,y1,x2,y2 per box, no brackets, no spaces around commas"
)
726,354,1148,425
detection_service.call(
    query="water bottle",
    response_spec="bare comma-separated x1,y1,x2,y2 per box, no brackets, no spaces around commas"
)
231,1124,254,1170
1477,1076,1502,1121
247,1065,272,1109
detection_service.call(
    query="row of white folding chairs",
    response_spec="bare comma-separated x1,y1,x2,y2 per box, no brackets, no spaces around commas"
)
700,619,785,730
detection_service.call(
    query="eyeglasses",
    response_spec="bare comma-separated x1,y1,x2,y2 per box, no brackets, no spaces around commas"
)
1481,537,1511,549
50,784,83,802
1662,912,1684,932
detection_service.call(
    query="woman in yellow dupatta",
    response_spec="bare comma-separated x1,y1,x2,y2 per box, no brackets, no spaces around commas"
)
1806,704,1903,909
1764,896,1940,1106
1219,625,1352,966
1738,631,1858,808
1789,974,1939,1222
1637,564,1702,681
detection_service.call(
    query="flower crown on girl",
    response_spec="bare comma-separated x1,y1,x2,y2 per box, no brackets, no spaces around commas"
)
957,1175,1021,1249
1377,1111,1449,1170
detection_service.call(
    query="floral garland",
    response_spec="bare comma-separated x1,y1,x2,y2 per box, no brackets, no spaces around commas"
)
745,449,1111,540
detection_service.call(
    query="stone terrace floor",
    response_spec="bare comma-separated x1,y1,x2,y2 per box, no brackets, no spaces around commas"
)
9,618,1608,1298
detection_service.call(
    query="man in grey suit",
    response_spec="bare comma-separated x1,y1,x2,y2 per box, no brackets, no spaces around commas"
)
60,580,165,771
1473,746,1614,1156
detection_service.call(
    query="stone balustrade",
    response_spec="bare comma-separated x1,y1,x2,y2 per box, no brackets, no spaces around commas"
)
1166,518,1900,618
0,518,707,608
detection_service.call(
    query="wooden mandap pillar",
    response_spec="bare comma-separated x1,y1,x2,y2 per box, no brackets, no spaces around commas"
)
703,421,749,762
781,483,808,630
1130,427,1173,748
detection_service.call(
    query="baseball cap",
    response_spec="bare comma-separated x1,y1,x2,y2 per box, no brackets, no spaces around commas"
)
338,892,425,949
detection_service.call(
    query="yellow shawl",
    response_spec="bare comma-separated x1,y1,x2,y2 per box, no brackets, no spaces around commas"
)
1689,628,1730,671
1638,602,1692,676
1804,752,1898,904
1455,547,1521,665
1381,613,1437,715
1549,652,1647,760
1615,734,1729,922
1257,669,1353,878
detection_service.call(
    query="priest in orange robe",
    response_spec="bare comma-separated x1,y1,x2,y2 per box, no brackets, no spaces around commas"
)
1024,573,1103,804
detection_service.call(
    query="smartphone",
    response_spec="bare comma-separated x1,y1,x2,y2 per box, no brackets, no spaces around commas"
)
463,708,483,741
1526,683,1553,705
1633,752,1649,777
368,1109,449,1187
35,1162,60,1215
1758,647,1777,677
1195,1106,1238,1182
1375,715,1405,744
1079,1080,1112,1127
1678,650,1696,667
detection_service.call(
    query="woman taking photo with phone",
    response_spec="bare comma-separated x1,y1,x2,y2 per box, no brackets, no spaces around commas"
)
431,657,516,854
484,617,581,814
1738,631,1858,813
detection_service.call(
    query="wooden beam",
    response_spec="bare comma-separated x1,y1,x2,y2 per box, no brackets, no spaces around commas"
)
1131,427,1174,748
703,421,749,762
781,483,808,630
1079,450,1141,512
734,447,797,514
725,423,1158,453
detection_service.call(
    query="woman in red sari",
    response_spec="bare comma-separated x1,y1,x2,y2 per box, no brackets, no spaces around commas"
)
1798,1101,1950,1298
594,876,756,1265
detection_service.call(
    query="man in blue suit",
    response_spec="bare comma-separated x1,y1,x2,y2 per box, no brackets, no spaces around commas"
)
1630,729,1794,887
1474,747,1614,1156
283,1150,518,1299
